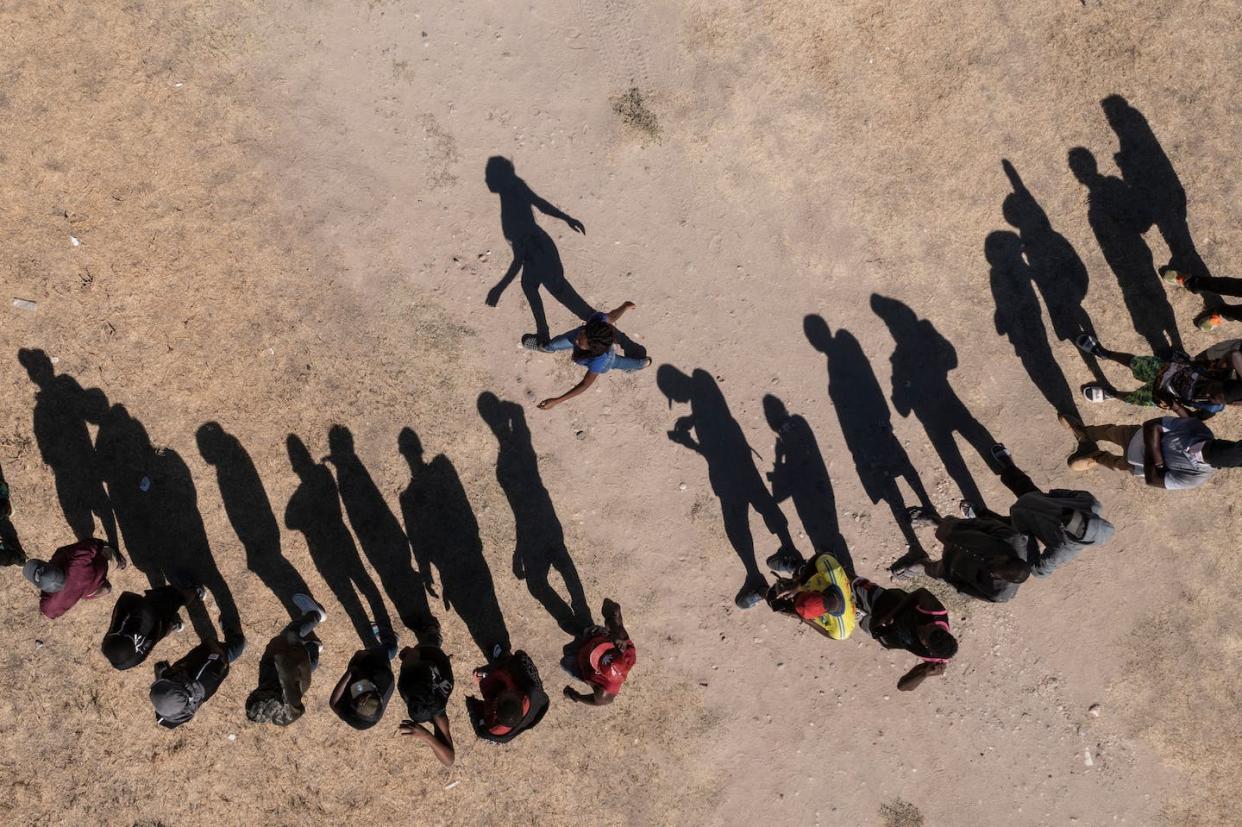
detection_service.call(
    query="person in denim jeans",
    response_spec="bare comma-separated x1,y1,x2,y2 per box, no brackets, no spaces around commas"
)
525,301,652,410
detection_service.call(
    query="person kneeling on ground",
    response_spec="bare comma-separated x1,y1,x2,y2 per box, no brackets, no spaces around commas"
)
563,598,637,707
766,552,857,639
1074,334,1240,417
468,648,549,743
150,628,246,729
1060,411,1242,490
992,443,1115,577
102,585,201,670
396,622,456,766
246,594,327,727
23,538,127,620
893,506,1031,603
330,623,398,730
527,302,652,410
851,577,957,692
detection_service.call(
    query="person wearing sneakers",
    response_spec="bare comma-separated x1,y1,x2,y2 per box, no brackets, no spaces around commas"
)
467,648,549,743
1162,267,1242,331
895,506,1030,603
766,553,857,639
396,626,456,766
526,302,652,410
23,538,126,620
330,625,399,730
150,628,246,729
563,598,637,707
246,594,328,727
101,585,200,670
1061,410,1242,489
1074,334,1241,416
850,577,956,692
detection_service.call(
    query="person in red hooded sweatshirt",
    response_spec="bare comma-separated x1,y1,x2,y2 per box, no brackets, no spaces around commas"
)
563,598,636,706
23,538,127,619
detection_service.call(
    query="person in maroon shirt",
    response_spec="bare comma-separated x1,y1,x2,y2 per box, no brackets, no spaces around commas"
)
22,538,127,619
563,598,636,707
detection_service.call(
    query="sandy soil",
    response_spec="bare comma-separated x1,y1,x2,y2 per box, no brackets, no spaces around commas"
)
2,1,1240,825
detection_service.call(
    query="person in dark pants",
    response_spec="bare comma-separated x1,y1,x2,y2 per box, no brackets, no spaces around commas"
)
851,578,956,692
0,464,26,567
895,508,1031,603
1164,268,1242,331
1074,334,1240,414
23,538,127,619
101,585,199,670
246,595,328,727
396,623,455,766
331,625,398,730
467,649,549,743
150,629,246,728
563,598,637,707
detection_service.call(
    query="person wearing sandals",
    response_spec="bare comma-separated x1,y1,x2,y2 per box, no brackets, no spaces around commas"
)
894,506,1030,603
1073,334,1242,416
524,301,652,410
1060,410,1242,489
850,577,957,692
1162,267,1242,331
563,598,637,707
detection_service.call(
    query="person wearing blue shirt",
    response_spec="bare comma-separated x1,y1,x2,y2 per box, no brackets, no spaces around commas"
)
525,301,652,410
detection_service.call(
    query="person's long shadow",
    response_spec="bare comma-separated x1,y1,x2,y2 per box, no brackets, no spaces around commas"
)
870,296,997,510
324,425,433,637
94,403,240,639
987,231,1079,416
17,348,117,548
477,392,592,635
1001,160,1105,383
761,394,853,576
285,434,392,643
656,367,798,605
804,316,932,553
0,462,25,565
197,422,311,618
484,156,594,344
1069,146,1182,356
398,427,511,657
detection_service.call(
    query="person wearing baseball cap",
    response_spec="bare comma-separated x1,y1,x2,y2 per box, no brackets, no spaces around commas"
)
766,551,857,640
330,623,398,730
23,538,127,620
150,627,246,729
563,598,637,707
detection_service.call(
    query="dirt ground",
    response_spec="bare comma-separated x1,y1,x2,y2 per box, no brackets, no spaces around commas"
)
2,1,1241,825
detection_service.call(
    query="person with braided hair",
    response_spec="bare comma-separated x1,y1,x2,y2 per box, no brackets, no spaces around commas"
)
524,301,652,410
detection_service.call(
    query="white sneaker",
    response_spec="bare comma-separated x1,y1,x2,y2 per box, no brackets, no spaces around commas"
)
292,593,327,624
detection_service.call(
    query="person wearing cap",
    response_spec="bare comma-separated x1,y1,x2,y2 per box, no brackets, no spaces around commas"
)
850,577,957,692
246,594,328,727
1073,333,1242,415
101,585,200,670
467,648,549,743
396,623,455,765
23,538,127,620
150,628,246,729
330,624,398,730
563,598,636,707
1061,411,1242,489
766,553,857,639
893,508,1031,603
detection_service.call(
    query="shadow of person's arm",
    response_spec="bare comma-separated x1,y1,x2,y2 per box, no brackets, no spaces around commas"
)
529,190,585,234
667,416,702,453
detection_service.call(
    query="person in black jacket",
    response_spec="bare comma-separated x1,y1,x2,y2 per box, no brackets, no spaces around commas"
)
330,624,398,730
101,585,199,670
892,508,1031,603
149,629,246,728
467,648,549,743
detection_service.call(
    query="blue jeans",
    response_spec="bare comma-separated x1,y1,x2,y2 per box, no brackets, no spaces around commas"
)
546,328,648,372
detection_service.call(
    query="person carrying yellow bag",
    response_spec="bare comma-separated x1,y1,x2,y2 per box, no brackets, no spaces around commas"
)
765,552,857,640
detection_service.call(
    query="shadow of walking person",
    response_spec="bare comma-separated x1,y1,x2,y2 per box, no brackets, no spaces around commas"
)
17,348,117,548
870,295,997,510
398,427,511,658
484,156,594,344
95,403,241,640
1068,146,1182,355
324,425,434,637
196,422,311,618
477,392,592,634
804,316,933,554
1102,95,1210,281
987,230,1079,416
656,366,799,608
285,434,392,644
1000,159,1104,383
761,394,853,575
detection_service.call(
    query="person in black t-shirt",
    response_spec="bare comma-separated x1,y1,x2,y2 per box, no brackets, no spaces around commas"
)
101,585,200,670
330,625,397,729
851,578,957,692
891,507,1031,603
396,632,455,766
467,649,549,743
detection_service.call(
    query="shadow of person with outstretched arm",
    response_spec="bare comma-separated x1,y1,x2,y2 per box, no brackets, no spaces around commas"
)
17,349,117,548
399,427,511,658
804,316,932,554
987,230,1080,416
1000,160,1104,383
870,296,997,510
477,392,592,635
762,394,853,576
1068,147,1182,355
197,422,311,618
484,156,595,343
324,425,434,637
657,366,799,608
285,434,392,644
